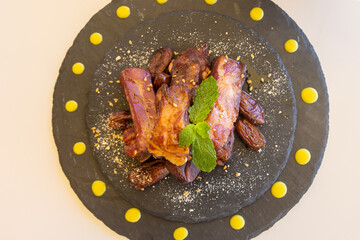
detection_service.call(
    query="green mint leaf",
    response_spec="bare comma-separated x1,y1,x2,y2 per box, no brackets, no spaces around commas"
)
189,76,219,124
191,133,217,172
195,121,211,139
179,124,196,147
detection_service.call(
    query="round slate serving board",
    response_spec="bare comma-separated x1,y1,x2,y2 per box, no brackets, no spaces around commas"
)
52,0,329,239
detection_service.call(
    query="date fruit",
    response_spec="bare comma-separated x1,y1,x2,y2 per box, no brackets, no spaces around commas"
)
235,117,266,150
239,91,265,125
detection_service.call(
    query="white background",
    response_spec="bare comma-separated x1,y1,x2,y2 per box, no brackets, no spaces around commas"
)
1,0,359,239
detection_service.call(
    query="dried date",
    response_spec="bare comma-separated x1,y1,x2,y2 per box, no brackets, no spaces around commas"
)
239,91,265,125
128,159,169,189
235,117,266,150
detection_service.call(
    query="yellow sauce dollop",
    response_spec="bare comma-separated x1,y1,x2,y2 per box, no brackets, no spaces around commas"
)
117,6,130,19
271,181,287,198
205,0,217,5
230,215,245,230
173,227,188,240
250,7,264,21
92,180,106,196
73,142,86,155
284,39,299,53
72,62,85,75
125,208,141,223
301,87,318,104
295,148,311,165
65,100,78,112
157,0,168,4
90,32,103,45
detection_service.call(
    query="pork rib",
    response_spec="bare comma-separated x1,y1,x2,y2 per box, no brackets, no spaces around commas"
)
148,44,210,166
206,55,246,164
119,68,157,162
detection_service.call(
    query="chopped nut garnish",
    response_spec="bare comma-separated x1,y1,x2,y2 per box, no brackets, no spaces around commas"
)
241,74,245,78
183,191,189,196
247,79,252,84
236,56,240,61
235,172,240,177
197,176,202,180
119,136,123,140
219,114,224,118
129,40,132,45
223,165,227,170
114,98,118,102
115,56,121,61
127,50,130,54
249,86,253,92
260,77,265,83
97,138,100,143
143,77,147,82
182,79,185,83
116,80,120,83
172,75,177,78
196,189,201,193
114,169,118,174
91,127,96,130
245,163,249,167
189,79,194,82
250,54,255,59
205,181,209,184
225,32,228,35
209,50,212,54
268,73,272,77
174,51,178,55
109,102,113,106
141,188,144,191
173,103,178,107
109,81,113,84
94,143,98,147
147,87,151,92
212,128,217,131
95,130,100,134
192,82,196,86
113,134,118,139
148,83,153,87
94,134,99,138
95,88,99,93
278,111,282,114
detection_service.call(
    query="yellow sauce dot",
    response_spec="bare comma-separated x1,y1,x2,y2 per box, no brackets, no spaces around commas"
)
73,142,86,155
205,0,217,5
230,215,245,230
91,180,106,196
72,62,85,75
284,39,299,53
301,87,318,104
157,0,168,4
117,6,130,19
90,32,103,45
271,181,287,198
173,227,188,240
125,208,141,223
250,7,264,21
295,148,311,165
65,100,78,112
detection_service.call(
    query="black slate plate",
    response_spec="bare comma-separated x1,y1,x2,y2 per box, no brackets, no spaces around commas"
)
86,10,296,223
52,0,329,239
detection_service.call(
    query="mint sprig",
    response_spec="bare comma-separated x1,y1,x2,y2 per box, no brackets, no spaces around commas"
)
189,76,219,124
179,76,219,172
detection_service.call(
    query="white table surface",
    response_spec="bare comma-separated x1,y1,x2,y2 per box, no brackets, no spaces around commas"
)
1,0,359,239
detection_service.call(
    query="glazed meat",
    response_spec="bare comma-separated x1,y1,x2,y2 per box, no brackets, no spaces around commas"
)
128,159,169,190
148,44,210,166
108,111,132,130
119,68,157,162
149,46,173,76
165,160,200,184
235,117,266,150
148,84,191,166
239,91,265,125
170,42,210,91
153,72,171,89
206,55,247,164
